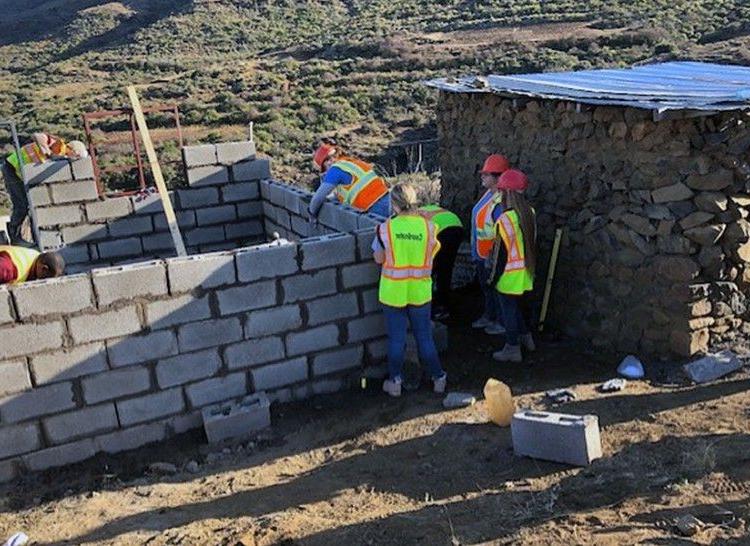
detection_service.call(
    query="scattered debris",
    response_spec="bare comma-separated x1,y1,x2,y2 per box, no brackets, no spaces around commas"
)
442,392,476,409
545,388,577,403
599,378,627,393
185,460,200,474
2,532,29,546
148,462,178,475
618,355,645,379
674,514,703,536
683,350,742,383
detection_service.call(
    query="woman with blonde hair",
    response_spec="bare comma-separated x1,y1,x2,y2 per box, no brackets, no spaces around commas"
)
372,183,447,397
489,169,537,363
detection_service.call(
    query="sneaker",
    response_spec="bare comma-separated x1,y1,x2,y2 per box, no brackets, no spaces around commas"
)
382,378,402,397
433,374,447,394
493,344,522,363
484,322,506,335
520,333,536,352
472,316,492,329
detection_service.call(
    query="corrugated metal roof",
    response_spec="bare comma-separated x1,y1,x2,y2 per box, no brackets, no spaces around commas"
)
425,62,750,114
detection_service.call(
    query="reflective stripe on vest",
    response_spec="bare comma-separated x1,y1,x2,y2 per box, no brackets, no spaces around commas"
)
6,142,47,178
378,215,438,307
472,190,503,259
0,245,40,284
331,157,389,212
494,210,534,295
418,205,463,234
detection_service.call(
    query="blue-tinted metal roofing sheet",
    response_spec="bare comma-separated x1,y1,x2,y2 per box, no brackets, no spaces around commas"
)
425,62,750,113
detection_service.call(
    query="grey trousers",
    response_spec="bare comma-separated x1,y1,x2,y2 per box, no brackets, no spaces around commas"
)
1,160,29,243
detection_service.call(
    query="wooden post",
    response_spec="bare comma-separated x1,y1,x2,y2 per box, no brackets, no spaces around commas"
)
126,86,186,256
538,228,563,333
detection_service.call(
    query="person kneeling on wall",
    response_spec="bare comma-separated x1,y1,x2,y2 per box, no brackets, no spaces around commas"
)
372,184,447,397
0,245,65,285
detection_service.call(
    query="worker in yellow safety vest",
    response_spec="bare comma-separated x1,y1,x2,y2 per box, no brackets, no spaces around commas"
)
0,245,65,285
2,133,88,244
471,153,510,336
417,204,463,320
372,184,446,398
487,169,536,363
308,142,390,219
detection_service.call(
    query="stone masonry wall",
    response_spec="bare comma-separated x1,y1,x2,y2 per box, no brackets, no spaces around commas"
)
437,91,750,357
0,177,388,483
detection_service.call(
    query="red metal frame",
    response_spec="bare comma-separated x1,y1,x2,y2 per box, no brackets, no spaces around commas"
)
82,105,183,196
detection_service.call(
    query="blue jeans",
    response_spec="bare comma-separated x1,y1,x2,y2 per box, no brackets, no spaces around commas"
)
383,303,444,381
476,260,502,323
498,293,528,345
368,193,391,218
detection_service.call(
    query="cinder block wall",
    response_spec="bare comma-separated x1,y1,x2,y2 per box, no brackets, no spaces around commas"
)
437,92,750,357
1,149,390,482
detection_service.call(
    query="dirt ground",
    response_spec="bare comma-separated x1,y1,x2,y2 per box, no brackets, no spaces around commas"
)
1,291,749,546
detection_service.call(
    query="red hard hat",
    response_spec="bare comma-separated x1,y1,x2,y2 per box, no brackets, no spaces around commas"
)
497,169,528,192
480,154,510,175
313,144,337,171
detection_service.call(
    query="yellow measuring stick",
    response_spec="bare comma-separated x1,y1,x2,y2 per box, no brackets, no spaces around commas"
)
538,228,563,332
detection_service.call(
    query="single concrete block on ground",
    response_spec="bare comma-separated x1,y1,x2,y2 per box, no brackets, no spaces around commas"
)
177,317,243,353
236,241,298,282
93,260,168,306
156,348,222,388
202,392,270,444
185,373,247,408
683,350,743,383
0,422,42,459
49,179,99,204
182,144,218,168
216,141,256,165
117,388,185,426
146,294,211,329
0,381,75,423
82,366,152,404
300,233,356,271
225,337,285,369
107,330,178,367
11,274,94,318
511,410,602,466
187,165,230,187
30,342,108,384
167,252,236,293
42,404,118,445
0,359,31,396
251,357,308,390
0,321,65,360
68,305,142,344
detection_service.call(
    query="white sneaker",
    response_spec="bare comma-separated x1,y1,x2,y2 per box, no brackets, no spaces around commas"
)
493,344,522,363
383,378,402,397
433,374,447,394
472,316,492,329
484,322,506,335
520,333,536,352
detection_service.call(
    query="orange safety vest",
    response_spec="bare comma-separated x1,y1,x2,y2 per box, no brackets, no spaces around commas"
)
331,156,389,212
6,135,68,178
472,190,503,259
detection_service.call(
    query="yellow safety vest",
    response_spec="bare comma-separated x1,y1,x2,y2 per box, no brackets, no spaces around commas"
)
378,215,440,307
332,156,389,212
6,136,69,178
0,245,40,284
418,205,463,234
494,210,534,295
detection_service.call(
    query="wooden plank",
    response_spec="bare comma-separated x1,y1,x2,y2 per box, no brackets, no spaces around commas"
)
126,86,186,256
538,227,563,333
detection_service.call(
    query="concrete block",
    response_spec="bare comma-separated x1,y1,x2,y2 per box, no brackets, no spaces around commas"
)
284,188,306,216
92,260,168,306
225,221,265,240
23,160,72,186
23,438,96,472
0,381,75,423
306,292,359,326
97,237,143,259
187,165,230,187
291,214,311,238
267,183,287,207
0,321,65,360
282,269,337,303
312,345,363,376
108,216,153,237
251,357,308,390
225,336,285,369
69,305,142,344
0,359,31,396
0,286,11,324
511,411,602,466
38,229,63,249
198,242,237,253
62,223,109,243
85,197,132,221
347,313,387,343
342,262,380,289
232,158,271,182
236,200,263,218
683,350,743,383
0,422,41,458
361,288,382,314
167,252,236,292
0,458,20,483
196,204,237,225
217,280,276,316
56,243,90,265
300,233,356,271
312,377,347,395
82,365,152,405
49,179,99,204
185,226,225,246
244,304,302,338
28,184,51,207
354,227,376,260
156,348,222,388
286,324,340,356
142,232,178,251
35,204,83,227
70,157,94,180
336,206,361,233
177,187,219,209
366,337,388,361
43,404,118,445
317,202,342,230
223,182,259,203
107,330,178,367
131,190,176,215
153,209,196,230
12,273,93,318
177,317,243,352
235,241,298,282
95,421,167,454
260,179,272,199
262,201,277,222
146,294,211,329
167,410,203,434
276,209,292,230
202,392,269,443
216,141,256,165
185,372,247,408
182,144,217,168
117,388,185,426
30,342,108,384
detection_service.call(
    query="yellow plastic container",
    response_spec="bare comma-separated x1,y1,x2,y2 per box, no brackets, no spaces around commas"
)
483,378,514,426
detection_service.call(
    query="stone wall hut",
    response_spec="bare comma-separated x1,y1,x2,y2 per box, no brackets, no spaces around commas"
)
427,62,750,357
